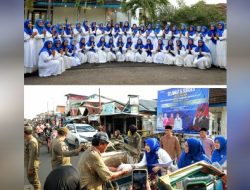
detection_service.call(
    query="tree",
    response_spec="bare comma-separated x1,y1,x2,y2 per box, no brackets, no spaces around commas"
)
156,3,176,25
156,0,226,27
24,0,34,19
122,0,170,24
74,0,104,22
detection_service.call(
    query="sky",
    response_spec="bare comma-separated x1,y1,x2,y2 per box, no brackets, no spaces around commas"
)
24,85,221,119
24,85,173,119
169,0,227,7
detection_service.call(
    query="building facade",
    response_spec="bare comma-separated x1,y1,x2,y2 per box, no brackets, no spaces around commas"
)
25,0,140,25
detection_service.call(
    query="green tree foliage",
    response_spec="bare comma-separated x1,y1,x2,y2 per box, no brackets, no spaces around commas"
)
74,0,104,21
157,0,226,27
122,0,169,24
24,0,34,19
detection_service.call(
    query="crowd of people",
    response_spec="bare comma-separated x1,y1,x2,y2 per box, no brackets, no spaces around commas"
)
24,19,227,77
24,122,227,190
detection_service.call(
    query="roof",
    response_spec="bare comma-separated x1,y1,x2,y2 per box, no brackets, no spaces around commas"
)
209,88,226,105
65,93,88,97
100,112,142,117
86,94,126,106
122,99,157,113
139,99,157,112
34,0,122,8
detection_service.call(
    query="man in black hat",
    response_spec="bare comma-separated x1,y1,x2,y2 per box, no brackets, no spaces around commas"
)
77,132,128,190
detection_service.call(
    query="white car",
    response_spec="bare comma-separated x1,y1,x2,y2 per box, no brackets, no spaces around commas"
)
65,123,97,147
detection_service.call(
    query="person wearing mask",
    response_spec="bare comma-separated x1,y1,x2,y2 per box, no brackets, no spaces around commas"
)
178,138,211,169
160,125,181,164
199,128,215,159
24,124,41,190
77,132,128,190
51,127,83,169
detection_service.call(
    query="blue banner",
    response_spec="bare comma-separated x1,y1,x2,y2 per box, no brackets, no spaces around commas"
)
157,88,209,134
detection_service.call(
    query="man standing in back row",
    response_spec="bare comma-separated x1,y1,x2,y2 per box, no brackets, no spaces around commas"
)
24,124,41,190
160,125,181,164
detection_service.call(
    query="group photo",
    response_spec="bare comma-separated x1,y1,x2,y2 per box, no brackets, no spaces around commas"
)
24,0,227,85
24,86,227,190
23,0,228,190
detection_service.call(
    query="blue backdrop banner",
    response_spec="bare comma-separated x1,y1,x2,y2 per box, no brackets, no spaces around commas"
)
157,88,209,134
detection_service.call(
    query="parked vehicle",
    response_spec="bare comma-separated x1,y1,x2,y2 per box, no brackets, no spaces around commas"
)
65,123,97,147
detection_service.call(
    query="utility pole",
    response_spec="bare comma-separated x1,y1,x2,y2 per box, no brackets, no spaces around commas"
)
47,0,52,20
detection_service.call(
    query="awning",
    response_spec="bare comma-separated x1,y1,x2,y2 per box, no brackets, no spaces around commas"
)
35,2,122,9
100,112,142,117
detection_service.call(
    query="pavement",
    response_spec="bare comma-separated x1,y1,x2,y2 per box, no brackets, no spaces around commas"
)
24,63,226,85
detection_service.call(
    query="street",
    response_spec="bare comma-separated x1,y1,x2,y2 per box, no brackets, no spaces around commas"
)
24,63,226,85
24,144,80,190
